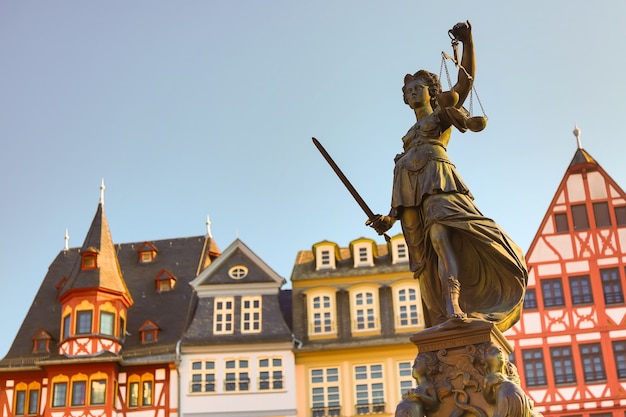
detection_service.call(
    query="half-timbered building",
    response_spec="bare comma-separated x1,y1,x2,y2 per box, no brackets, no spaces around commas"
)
506,132,626,417
0,196,220,417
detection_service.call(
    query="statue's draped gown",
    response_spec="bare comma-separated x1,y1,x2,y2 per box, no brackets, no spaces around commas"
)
390,104,527,331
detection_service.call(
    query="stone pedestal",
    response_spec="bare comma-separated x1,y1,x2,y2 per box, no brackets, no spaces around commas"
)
394,319,542,417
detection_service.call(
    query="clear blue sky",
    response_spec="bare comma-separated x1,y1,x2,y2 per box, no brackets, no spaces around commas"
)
2,1,625,357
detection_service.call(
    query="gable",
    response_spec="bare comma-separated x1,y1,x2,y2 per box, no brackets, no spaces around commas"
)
191,239,284,290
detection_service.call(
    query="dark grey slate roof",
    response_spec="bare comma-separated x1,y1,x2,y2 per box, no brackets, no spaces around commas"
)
0,232,217,368
182,239,292,346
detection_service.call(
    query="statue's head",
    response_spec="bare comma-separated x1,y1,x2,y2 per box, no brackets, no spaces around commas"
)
402,70,441,109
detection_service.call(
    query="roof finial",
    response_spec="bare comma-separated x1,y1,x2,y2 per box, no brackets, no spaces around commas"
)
64,228,70,251
206,214,213,238
99,178,105,206
573,124,582,149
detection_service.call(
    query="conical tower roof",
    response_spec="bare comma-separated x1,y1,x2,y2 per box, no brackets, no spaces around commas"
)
60,203,133,304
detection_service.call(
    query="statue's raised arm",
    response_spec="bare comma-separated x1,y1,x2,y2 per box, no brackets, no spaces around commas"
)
448,21,475,108
369,21,528,333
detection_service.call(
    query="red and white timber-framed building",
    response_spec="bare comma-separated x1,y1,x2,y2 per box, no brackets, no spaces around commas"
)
506,131,626,417
0,193,220,417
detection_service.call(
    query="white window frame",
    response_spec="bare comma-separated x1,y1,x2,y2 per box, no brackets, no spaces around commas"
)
214,297,234,335
398,361,414,398
258,357,284,391
241,296,262,333
310,367,341,416
190,360,216,394
224,359,250,392
307,290,337,336
391,237,409,264
353,242,374,267
354,364,385,414
349,285,380,334
394,286,421,329
315,245,336,270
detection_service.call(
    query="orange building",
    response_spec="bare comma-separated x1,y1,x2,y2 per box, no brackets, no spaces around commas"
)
506,133,626,416
0,195,220,417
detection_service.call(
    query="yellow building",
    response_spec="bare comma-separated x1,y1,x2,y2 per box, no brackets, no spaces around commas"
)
290,235,425,417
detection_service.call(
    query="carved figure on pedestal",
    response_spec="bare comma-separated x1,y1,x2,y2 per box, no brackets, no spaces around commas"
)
482,346,542,417
395,353,439,417
369,21,527,332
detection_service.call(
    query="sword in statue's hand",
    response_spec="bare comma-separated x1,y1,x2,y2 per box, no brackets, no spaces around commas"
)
312,137,391,242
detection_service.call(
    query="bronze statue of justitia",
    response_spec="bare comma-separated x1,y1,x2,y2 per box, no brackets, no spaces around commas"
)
369,21,527,332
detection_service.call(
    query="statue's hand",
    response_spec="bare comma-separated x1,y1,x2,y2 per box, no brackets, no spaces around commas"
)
366,215,395,235
449,20,472,42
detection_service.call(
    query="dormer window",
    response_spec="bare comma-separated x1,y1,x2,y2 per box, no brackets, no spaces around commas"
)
138,320,159,344
154,269,176,292
55,276,69,291
390,236,409,264
81,251,98,270
313,242,339,271
32,329,52,353
137,242,158,263
351,239,376,267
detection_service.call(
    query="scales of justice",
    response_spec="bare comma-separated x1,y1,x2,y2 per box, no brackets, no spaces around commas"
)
314,21,543,417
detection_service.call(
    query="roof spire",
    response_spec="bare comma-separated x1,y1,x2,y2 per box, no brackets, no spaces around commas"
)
64,228,69,251
206,214,213,238
573,124,582,149
99,178,105,206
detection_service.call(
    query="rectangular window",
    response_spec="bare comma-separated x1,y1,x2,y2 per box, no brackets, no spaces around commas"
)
580,343,606,382
311,295,335,334
615,206,626,226
142,381,152,406
612,341,626,379
354,364,385,414
191,360,215,393
214,297,234,334
128,382,139,407
522,349,547,387
311,367,341,417
542,278,565,308
100,311,115,336
398,361,414,398
27,390,38,415
358,247,368,263
225,359,250,392
259,357,283,390
554,212,569,233
354,292,377,331
75,311,92,335
602,268,624,305
523,289,538,309
71,381,86,406
550,346,576,385
241,296,262,333
569,275,593,305
90,380,106,405
120,317,125,339
396,288,419,328
63,315,71,339
15,390,25,415
397,243,408,260
593,202,612,228
572,204,590,230
321,250,331,266
52,382,67,408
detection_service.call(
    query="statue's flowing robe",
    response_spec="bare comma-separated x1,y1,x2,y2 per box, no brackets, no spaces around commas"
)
390,107,527,332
